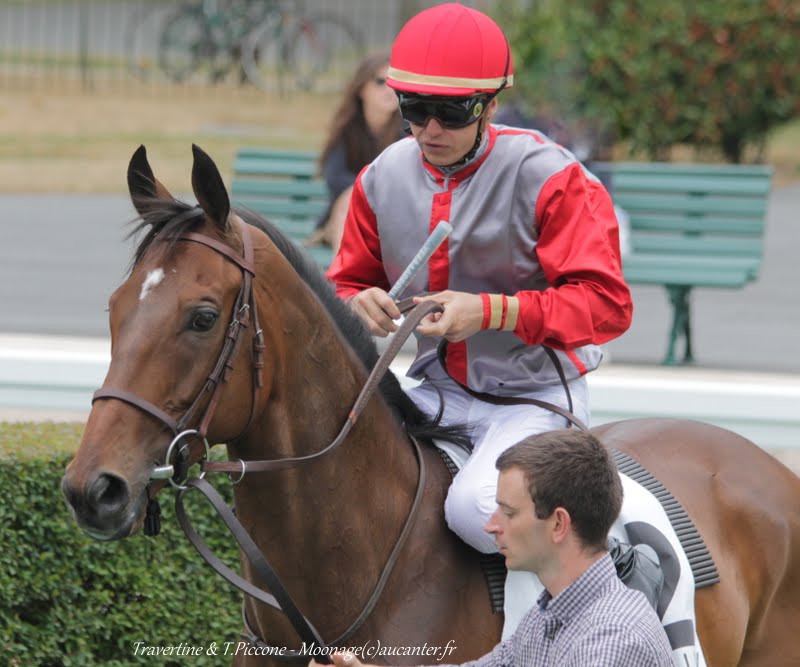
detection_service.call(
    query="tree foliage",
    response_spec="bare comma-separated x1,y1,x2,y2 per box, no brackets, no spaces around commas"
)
497,0,800,162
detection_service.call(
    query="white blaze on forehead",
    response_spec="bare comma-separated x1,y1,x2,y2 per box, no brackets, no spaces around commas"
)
139,268,165,301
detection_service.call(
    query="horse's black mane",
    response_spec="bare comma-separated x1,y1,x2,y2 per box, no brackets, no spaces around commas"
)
129,196,471,452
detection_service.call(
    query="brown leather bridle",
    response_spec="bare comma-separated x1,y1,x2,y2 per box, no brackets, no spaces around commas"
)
90,211,442,660
92,213,265,486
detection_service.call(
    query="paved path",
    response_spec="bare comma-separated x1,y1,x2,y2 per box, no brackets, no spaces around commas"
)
0,183,798,372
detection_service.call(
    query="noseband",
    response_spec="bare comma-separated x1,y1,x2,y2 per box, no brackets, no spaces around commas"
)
92,211,265,485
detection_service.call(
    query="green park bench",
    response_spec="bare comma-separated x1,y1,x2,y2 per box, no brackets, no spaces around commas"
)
230,147,333,269
593,161,773,365
232,149,772,367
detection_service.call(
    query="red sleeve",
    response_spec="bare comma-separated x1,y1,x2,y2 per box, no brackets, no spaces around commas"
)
513,163,633,350
325,171,390,299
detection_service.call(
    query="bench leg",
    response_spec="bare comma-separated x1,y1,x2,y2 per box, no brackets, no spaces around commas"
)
664,286,693,365
683,297,695,364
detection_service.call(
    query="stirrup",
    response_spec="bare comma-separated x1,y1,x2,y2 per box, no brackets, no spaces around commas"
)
608,536,664,613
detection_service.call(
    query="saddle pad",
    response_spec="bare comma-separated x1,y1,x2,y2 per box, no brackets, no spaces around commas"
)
437,447,507,614
435,443,720,620
610,449,720,589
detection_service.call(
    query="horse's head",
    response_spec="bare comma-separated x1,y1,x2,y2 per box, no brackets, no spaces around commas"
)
62,145,268,540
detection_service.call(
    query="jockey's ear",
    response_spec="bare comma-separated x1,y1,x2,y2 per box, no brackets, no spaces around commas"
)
127,144,176,216
486,97,499,122
191,143,231,232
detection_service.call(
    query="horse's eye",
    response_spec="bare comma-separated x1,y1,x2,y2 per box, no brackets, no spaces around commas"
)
189,309,218,332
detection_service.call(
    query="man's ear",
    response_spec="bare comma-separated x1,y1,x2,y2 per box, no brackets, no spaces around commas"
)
550,507,572,545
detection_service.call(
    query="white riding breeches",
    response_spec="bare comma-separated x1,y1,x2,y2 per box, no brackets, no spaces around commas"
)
408,376,590,554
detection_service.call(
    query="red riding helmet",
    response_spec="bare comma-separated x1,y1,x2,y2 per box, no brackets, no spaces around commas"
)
387,2,514,97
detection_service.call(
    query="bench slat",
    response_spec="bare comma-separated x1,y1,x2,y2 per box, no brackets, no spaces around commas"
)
235,148,320,161
234,158,318,179
234,198,326,220
625,214,765,235
231,178,328,199
623,254,759,287
632,234,763,258
602,161,773,177
614,193,769,218
611,174,772,196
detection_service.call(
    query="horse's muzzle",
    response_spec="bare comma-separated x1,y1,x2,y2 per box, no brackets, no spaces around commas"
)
61,471,142,541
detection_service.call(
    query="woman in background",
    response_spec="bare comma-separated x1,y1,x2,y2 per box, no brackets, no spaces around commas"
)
308,53,404,253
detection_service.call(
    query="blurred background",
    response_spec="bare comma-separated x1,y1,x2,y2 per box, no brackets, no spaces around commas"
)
0,0,798,445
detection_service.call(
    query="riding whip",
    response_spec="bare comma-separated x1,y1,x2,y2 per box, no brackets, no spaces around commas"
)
388,220,452,300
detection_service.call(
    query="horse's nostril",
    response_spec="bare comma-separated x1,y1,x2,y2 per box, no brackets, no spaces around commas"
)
88,473,130,517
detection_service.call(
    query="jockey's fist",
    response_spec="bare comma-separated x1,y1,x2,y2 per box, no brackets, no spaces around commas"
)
348,287,401,337
413,291,483,342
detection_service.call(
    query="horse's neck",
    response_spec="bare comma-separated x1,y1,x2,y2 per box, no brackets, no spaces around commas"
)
227,276,419,638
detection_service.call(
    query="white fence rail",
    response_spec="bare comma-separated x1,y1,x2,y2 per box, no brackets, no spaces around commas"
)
2,334,799,452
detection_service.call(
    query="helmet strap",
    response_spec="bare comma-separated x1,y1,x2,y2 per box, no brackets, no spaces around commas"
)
456,117,488,166
443,93,498,168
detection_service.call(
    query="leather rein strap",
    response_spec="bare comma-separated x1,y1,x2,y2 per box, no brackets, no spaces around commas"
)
436,340,589,432
177,435,427,660
201,297,435,476
87,209,440,659
175,299,440,660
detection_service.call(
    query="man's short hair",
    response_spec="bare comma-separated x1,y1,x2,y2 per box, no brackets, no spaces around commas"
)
496,429,622,552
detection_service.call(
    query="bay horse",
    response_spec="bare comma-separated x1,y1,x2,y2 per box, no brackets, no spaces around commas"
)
62,145,800,666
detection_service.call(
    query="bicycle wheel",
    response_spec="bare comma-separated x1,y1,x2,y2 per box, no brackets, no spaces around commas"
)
288,14,365,93
158,6,215,83
240,14,293,93
126,4,171,81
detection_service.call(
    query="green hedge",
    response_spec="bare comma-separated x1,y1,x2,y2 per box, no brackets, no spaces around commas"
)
0,423,241,666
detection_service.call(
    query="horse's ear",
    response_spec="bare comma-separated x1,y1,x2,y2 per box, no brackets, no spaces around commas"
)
127,144,175,215
191,144,231,231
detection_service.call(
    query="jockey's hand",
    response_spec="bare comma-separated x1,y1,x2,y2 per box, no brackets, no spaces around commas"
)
413,291,483,342
349,287,401,337
309,652,370,667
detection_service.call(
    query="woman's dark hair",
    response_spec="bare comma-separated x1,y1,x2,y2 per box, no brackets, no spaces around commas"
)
319,52,403,173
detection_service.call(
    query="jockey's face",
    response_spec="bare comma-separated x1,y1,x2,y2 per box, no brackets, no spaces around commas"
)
408,98,497,167
485,466,552,573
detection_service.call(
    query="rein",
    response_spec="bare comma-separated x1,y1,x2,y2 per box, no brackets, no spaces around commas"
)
176,299,439,661
91,213,442,660
91,211,585,656
435,341,589,432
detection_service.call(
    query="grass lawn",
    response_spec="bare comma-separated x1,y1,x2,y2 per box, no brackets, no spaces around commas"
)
0,84,332,193
1,83,798,194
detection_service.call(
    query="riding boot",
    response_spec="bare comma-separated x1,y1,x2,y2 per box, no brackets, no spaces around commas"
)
608,536,665,614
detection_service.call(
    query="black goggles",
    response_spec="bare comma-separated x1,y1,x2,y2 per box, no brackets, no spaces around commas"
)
396,93,489,129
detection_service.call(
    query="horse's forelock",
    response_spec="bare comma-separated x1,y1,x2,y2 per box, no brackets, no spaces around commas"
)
127,197,225,271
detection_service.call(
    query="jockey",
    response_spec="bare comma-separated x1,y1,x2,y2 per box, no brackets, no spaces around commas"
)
327,1,632,635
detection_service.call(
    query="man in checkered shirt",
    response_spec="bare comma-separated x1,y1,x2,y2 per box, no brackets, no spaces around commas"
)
311,429,673,667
